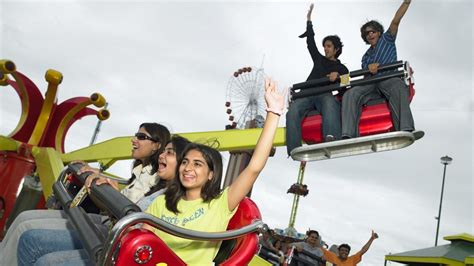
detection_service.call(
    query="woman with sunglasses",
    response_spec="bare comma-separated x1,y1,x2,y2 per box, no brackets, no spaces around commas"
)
82,123,171,203
142,79,286,265
16,135,191,266
0,123,170,266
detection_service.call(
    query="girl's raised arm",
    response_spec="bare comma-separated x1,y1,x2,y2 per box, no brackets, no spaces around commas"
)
227,78,287,211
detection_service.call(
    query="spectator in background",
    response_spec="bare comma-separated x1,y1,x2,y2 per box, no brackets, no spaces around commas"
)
259,230,282,265
322,230,379,266
291,230,324,266
273,239,286,265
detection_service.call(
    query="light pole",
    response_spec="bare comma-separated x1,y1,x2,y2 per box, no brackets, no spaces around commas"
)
435,155,453,246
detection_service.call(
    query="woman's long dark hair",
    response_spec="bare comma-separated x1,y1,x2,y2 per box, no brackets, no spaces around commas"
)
165,143,223,214
129,122,170,184
145,135,190,196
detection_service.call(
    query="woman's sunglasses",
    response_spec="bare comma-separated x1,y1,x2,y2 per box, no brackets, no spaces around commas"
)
134,132,158,142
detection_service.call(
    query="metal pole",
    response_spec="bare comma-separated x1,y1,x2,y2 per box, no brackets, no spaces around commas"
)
288,161,306,229
434,163,446,246
89,102,108,146
435,155,452,246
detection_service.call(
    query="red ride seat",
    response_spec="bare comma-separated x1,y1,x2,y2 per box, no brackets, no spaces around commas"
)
214,197,262,265
301,80,415,144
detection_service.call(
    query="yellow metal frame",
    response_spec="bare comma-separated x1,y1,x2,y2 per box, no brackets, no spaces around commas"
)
385,255,464,266
32,147,65,198
248,255,272,266
0,71,9,85
466,256,474,265
28,69,62,145
444,233,474,243
29,127,286,199
0,135,21,151
61,127,286,164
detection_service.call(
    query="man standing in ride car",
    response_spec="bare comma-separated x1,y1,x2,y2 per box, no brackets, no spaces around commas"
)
286,3,349,157
341,0,415,139
322,230,379,266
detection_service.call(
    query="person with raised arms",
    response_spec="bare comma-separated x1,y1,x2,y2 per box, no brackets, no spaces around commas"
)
143,78,287,265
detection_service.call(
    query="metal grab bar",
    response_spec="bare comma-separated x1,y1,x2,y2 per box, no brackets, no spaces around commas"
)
53,169,105,263
52,163,140,264
58,163,141,219
291,60,405,92
100,212,266,265
285,246,325,265
349,60,404,77
291,70,405,100
65,206,105,263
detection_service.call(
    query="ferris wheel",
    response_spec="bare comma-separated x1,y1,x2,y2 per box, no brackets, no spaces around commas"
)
225,66,267,129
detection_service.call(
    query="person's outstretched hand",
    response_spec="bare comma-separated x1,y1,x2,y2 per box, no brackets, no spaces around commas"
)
307,3,314,21
264,78,287,116
371,230,379,240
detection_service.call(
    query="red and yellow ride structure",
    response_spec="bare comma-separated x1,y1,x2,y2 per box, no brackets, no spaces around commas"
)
0,59,110,234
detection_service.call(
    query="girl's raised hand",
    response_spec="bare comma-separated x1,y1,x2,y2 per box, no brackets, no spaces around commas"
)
264,78,287,116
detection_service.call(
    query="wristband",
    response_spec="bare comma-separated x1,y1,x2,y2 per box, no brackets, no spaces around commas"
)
266,107,283,116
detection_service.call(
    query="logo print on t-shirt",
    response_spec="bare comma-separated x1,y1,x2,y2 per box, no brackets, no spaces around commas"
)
160,207,205,226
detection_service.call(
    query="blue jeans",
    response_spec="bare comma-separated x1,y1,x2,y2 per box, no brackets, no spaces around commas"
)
17,229,90,266
0,209,72,266
341,77,415,137
36,249,92,266
286,92,341,155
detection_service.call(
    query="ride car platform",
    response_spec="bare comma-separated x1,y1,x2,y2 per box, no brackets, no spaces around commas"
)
290,130,424,162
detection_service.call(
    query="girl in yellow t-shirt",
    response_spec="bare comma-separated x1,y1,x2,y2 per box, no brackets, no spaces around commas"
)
145,79,287,265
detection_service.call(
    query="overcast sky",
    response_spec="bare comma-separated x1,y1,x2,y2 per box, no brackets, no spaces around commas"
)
1,1,472,265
